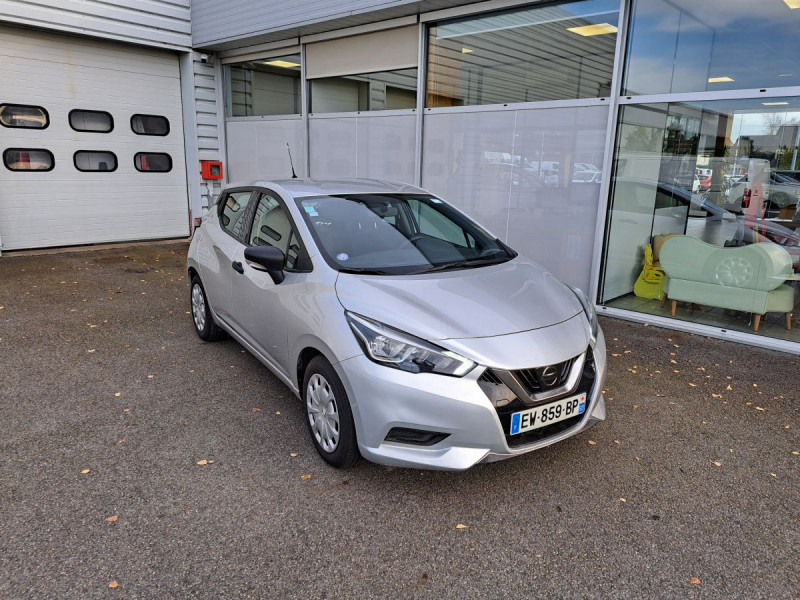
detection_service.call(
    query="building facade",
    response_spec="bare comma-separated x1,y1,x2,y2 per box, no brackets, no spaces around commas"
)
2,0,800,353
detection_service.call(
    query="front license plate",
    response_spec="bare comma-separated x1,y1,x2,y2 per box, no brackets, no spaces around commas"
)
509,393,586,435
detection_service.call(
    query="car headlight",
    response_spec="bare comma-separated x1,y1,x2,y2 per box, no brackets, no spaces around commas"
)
346,313,476,377
569,286,599,338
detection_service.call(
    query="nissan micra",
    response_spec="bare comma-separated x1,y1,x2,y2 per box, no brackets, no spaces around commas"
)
187,179,606,470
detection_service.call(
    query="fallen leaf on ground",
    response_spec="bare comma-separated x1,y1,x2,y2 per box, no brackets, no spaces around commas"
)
619,498,626,502
300,474,313,480
688,383,697,387
712,393,722,399
613,440,620,444
80,469,91,475
588,440,597,446
196,460,209,466
290,452,298,457
275,411,281,415
770,473,777,478
105,515,119,523
87,349,96,353
726,385,733,391
711,461,722,467
455,523,469,529
147,375,155,379
109,581,119,589
792,451,799,456
690,577,701,585
114,392,121,397
755,407,766,411
252,407,261,412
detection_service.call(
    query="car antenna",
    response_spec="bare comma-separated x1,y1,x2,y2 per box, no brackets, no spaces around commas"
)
287,143,298,179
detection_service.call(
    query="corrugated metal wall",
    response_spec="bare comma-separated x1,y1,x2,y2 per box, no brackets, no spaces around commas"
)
191,0,422,48
0,0,191,50
191,53,224,207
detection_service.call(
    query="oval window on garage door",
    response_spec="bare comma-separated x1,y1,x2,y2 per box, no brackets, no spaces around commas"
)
0,104,49,129
130,114,169,136
69,110,114,133
134,152,172,172
74,150,117,172
3,148,55,171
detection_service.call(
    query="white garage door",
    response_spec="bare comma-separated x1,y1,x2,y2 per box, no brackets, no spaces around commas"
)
0,25,189,251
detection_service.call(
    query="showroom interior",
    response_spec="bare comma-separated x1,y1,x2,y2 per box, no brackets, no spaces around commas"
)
2,0,800,353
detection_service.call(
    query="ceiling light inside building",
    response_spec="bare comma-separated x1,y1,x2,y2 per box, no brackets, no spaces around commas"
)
762,101,790,106
263,60,300,68
708,76,734,83
566,23,618,36
783,0,800,9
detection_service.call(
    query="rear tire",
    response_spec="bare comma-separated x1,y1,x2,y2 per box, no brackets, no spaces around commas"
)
190,275,225,341
303,356,360,468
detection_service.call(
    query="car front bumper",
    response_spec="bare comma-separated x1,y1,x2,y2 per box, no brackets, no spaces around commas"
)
334,328,607,471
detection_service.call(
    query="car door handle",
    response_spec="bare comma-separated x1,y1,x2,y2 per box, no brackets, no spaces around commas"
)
231,261,244,274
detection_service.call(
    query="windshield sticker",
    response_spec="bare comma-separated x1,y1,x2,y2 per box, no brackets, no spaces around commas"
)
303,205,319,217
336,253,349,261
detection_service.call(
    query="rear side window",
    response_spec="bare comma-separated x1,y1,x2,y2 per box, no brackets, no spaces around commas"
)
0,104,49,129
134,152,172,172
69,110,113,133
131,114,169,136
3,148,55,171
74,151,117,172
219,190,254,239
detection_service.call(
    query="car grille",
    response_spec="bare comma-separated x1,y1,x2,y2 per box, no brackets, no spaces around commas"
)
506,358,575,396
479,348,596,448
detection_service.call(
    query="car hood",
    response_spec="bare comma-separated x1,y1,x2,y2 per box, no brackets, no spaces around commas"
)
334,258,584,341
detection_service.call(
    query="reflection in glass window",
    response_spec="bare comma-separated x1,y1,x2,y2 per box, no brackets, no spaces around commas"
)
74,151,117,172
134,152,172,172
427,0,619,107
0,104,49,128
70,110,113,133
131,114,169,136
220,190,253,238
225,54,302,117
310,69,418,113
600,98,800,342
3,148,54,171
624,0,800,95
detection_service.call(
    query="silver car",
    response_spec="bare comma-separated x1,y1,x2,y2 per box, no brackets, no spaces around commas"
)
187,179,607,470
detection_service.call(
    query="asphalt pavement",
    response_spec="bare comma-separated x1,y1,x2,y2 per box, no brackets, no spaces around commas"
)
0,241,797,599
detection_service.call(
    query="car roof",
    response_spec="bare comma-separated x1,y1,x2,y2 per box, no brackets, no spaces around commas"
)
226,178,428,198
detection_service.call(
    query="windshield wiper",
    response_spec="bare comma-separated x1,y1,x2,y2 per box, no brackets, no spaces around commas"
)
338,267,396,275
410,255,510,274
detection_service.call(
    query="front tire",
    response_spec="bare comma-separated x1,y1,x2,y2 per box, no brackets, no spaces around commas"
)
190,275,225,341
303,356,360,468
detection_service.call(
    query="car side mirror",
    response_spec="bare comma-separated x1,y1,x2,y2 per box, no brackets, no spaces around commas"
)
244,246,285,284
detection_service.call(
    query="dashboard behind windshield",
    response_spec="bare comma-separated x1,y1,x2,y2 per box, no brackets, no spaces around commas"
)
296,193,514,274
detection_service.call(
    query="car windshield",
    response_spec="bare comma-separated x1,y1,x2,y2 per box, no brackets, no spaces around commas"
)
296,193,515,274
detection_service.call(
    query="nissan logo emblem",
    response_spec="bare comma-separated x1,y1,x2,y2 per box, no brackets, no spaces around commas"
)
540,366,559,387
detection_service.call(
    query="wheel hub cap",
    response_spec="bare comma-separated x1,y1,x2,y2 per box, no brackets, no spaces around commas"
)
307,374,340,453
191,284,206,331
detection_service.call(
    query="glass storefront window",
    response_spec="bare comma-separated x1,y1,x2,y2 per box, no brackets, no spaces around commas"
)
309,68,417,113
426,0,619,107
225,54,302,117
624,0,800,96
600,98,800,342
